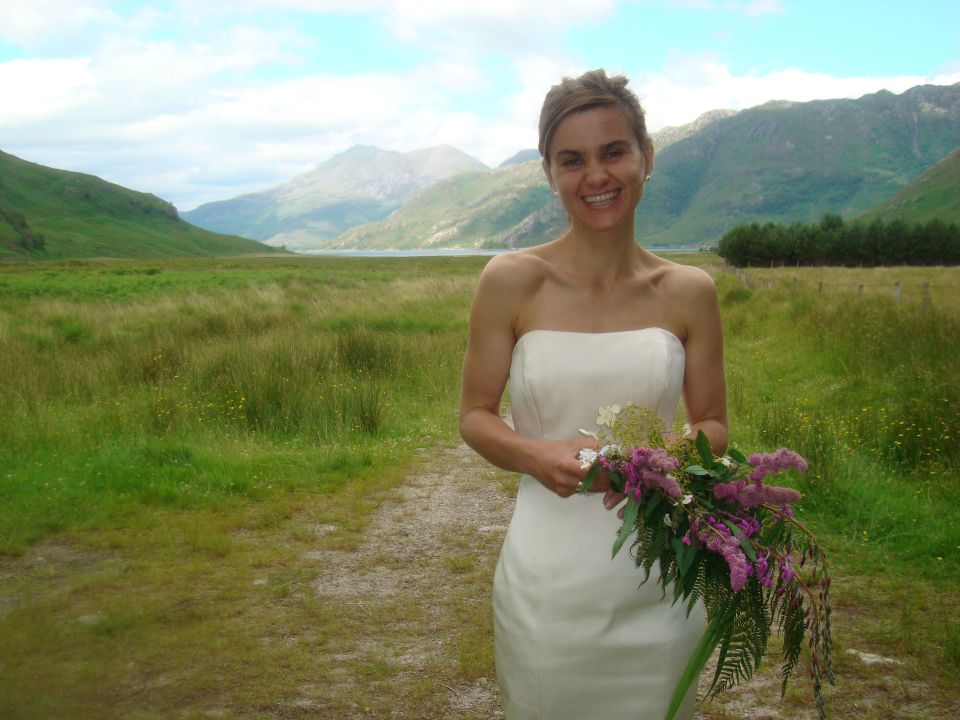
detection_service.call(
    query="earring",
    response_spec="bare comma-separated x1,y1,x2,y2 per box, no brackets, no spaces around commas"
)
644,174,652,182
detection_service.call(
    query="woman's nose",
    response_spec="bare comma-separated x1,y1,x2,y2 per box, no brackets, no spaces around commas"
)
583,160,608,186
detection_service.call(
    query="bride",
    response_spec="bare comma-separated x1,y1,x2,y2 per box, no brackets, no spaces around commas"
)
458,69,728,719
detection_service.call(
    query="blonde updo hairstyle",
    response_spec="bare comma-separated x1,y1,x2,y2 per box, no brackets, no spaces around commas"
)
538,69,653,168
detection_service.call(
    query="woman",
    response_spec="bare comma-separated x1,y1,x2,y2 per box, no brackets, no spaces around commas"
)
459,69,727,719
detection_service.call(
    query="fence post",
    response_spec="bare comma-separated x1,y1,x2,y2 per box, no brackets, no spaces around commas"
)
894,281,901,305
923,282,930,308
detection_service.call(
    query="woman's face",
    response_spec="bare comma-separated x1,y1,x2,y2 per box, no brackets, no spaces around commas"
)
543,105,651,235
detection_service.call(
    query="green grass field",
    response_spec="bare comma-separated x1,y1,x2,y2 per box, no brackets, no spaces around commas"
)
1,254,957,718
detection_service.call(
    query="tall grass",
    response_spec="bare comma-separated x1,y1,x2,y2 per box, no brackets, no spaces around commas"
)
719,267,960,576
0,256,485,552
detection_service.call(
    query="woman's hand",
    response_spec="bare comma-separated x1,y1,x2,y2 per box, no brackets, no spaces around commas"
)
530,437,605,498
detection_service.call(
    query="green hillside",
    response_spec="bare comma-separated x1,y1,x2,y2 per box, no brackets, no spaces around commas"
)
636,83,960,246
863,147,960,224
0,150,274,259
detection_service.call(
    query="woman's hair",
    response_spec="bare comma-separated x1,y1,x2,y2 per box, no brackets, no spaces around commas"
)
538,69,653,165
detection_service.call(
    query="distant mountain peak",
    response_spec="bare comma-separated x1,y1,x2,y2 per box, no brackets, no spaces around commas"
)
499,149,541,168
183,143,488,245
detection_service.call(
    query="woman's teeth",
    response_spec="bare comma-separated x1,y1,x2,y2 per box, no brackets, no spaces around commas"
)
583,190,619,205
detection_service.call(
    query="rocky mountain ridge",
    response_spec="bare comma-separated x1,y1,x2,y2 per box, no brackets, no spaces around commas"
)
182,144,487,247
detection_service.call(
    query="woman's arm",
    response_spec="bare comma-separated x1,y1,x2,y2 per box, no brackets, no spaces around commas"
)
458,255,597,498
675,267,729,456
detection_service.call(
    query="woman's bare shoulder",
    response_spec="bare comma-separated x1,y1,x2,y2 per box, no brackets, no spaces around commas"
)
477,248,553,296
654,259,718,301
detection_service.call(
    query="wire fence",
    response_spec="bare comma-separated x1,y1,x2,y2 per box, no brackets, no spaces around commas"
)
732,269,940,307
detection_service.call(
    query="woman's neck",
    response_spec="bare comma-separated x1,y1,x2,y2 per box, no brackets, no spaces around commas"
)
556,224,655,286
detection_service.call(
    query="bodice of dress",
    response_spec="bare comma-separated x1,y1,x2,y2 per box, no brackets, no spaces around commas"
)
509,327,686,441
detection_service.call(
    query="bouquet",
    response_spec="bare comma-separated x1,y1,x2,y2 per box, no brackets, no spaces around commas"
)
577,404,834,720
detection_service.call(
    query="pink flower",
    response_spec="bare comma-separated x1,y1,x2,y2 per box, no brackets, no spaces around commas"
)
697,515,752,592
747,448,808,485
621,447,681,501
713,479,802,509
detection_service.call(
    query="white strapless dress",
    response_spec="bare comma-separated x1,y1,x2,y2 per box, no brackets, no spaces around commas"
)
494,328,705,720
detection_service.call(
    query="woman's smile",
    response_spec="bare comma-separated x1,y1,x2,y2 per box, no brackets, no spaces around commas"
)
582,188,621,208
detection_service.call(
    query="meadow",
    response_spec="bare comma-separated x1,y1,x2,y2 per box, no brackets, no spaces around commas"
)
0,254,958,718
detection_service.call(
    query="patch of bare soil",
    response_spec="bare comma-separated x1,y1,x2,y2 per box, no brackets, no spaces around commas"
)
305,443,513,718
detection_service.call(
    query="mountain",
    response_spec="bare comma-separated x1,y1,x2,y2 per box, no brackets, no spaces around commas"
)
861,147,960,224
320,83,960,251
499,149,541,167
635,83,960,246
182,144,487,249
0,150,272,259
335,159,563,250
650,109,740,151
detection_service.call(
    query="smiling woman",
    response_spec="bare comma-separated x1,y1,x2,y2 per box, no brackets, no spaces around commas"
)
459,69,727,720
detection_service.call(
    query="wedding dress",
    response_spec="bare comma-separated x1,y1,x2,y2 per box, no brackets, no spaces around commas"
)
494,328,705,720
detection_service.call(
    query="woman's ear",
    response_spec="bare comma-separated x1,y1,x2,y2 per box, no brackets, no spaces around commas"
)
643,143,655,179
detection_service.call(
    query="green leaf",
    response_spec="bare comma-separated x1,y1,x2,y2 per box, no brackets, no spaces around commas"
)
612,497,639,559
682,555,700,598
664,608,728,720
728,447,748,464
672,536,696,578
578,463,600,494
722,519,758,562
760,517,785,547
685,464,711,476
644,492,663,521
696,430,714,468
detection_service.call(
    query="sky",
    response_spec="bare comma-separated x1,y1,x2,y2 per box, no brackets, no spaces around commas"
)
1,1,959,212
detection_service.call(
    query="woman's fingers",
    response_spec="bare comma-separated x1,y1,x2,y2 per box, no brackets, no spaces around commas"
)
603,489,625,511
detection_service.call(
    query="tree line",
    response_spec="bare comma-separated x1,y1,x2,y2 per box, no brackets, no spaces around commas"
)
716,215,960,267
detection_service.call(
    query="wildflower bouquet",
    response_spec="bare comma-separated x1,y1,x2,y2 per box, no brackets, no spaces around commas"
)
577,404,834,720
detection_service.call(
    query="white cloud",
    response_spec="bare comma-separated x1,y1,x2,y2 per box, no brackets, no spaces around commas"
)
0,0,120,49
0,59,95,124
635,59,943,131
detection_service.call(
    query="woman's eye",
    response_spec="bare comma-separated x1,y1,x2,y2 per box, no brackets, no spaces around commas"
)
562,157,581,168
604,150,623,159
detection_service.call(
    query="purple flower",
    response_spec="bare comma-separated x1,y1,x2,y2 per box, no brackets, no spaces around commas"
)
697,515,752,592
779,556,796,584
736,515,762,538
713,478,802,509
755,551,773,588
748,448,808,486
621,447,682,501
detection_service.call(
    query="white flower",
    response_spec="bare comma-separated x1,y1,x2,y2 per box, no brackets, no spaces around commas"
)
720,456,737,469
664,514,675,528
596,405,622,427
576,448,599,469
682,422,692,438
681,493,693,505
600,444,624,459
